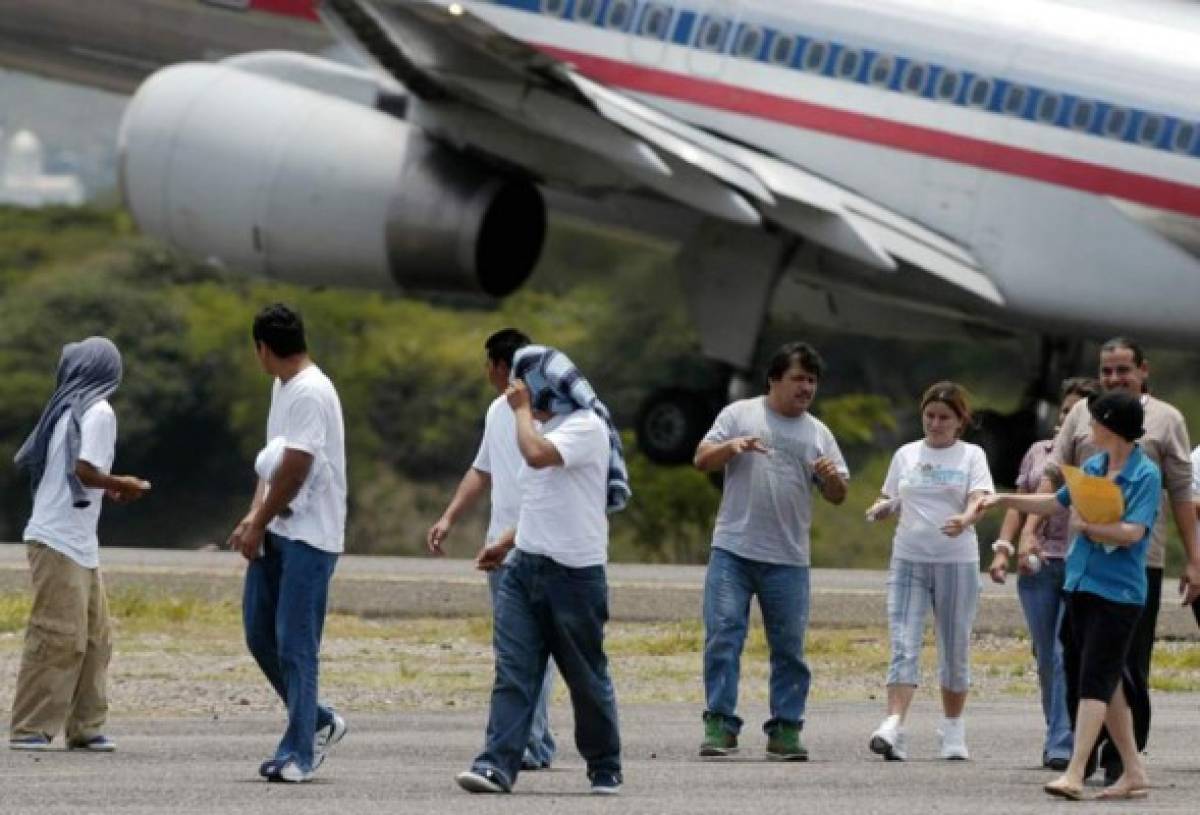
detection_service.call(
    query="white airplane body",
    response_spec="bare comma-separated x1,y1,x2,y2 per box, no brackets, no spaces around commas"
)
3,0,1200,464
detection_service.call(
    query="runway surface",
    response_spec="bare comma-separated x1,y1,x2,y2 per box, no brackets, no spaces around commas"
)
3,696,1199,814
2,545,1198,639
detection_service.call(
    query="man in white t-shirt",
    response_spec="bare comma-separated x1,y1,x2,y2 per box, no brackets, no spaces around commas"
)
9,337,149,752
227,304,348,784
694,341,849,762
456,346,623,796
427,328,557,770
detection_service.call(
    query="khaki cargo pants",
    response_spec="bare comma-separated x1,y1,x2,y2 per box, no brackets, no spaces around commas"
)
9,541,112,745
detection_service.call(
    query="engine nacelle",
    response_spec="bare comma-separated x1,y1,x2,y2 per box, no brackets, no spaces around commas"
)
118,62,544,297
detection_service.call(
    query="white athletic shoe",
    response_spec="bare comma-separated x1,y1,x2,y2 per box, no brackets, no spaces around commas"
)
937,718,969,760
312,712,347,771
869,715,907,761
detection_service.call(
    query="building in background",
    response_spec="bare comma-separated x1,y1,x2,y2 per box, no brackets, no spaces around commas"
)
0,128,85,207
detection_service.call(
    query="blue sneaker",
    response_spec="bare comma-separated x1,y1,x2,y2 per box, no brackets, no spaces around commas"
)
9,735,53,751
270,758,312,783
67,735,116,752
590,770,622,795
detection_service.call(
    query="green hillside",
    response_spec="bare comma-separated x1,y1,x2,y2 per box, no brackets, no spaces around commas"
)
2,206,1198,575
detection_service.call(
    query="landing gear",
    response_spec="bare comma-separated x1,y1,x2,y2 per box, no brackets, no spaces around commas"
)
635,388,723,465
964,336,1084,487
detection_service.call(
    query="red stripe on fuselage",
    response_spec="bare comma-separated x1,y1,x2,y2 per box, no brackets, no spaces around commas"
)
539,45,1200,218
249,0,320,22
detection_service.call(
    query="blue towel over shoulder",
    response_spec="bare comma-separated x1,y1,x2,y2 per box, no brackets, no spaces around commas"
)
512,345,631,513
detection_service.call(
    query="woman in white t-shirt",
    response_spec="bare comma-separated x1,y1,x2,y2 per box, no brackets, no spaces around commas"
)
865,381,994,762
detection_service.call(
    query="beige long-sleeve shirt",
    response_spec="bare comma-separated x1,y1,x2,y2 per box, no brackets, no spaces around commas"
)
1050,395,1192,568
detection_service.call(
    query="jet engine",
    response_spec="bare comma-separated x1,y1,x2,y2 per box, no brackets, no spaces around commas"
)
118,62,544,297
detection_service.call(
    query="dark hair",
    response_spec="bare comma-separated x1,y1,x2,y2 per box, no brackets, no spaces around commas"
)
1100,337,1145,366
920,380,972,433
766,341,824,384
252,303,307,358
484,328,531,368
1060,376,1099,402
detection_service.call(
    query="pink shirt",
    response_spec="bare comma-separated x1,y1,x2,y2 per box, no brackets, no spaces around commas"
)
1016,439,1069,559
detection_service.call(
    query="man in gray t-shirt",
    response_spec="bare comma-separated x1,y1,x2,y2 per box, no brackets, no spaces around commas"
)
694,342,849,761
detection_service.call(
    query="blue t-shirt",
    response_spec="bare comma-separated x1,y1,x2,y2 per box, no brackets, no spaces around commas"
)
1057,446,1161,606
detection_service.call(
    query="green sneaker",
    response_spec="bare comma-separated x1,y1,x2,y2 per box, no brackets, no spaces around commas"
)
765,723,808,761
699,716,738,757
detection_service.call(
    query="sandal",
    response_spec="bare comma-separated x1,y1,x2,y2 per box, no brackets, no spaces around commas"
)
1096,785,1149,801
1043,778,1084,801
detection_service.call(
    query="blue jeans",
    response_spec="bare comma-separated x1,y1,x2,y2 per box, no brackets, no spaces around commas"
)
472,551,621,790
488,565,557,767
702,547,811,735
243,532,339,772
1017,557,1072,762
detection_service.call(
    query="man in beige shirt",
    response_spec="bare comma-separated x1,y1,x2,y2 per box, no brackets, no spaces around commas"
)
1029,337,1200,782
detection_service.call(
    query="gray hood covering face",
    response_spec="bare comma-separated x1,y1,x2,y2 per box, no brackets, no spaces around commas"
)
14,337,123,508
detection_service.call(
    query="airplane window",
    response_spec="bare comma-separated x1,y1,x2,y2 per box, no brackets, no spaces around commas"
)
1003,85,1027,116
639,3,671,39
902,63,927,95
1138,115,1163,145
735,26,763,59
769,34,796,65
1104,107,1129,138
699,17,730,51
606,0,634,29
1070,100,1095,130
966,77,992,107
1174,122,1197,153
802,40,830,72
1036,93,1060,122
540,0,567,16
837,49,861,79
868,55,895,87
935,71,960,101
575,0,602,23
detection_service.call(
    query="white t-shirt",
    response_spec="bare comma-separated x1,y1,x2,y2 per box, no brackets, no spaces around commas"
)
515,409,610,568
705,397,849,567
1191,445,1200,498
24,401,117,569
470,395,523,544
265,365,347,554
882,439,994,563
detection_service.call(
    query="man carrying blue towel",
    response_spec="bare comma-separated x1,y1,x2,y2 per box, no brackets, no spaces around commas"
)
456,345,628,796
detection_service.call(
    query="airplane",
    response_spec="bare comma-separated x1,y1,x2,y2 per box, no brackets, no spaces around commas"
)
5,0,1200,480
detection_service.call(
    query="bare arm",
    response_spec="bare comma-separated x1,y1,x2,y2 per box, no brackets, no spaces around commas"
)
506,381,563,469
75,461,148,503
1079,518,1147,548
427,468,491,555
983,492,1065,517
476,527,517,572
813,456,848,505
693,437,767,471
227,449,312,559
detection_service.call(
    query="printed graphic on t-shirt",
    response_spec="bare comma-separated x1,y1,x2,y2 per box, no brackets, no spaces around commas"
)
904,463,968,489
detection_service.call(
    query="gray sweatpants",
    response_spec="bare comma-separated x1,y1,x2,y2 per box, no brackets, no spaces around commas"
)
885,558,980,692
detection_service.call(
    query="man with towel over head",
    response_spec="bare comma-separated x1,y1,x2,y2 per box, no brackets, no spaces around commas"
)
456,345,629,796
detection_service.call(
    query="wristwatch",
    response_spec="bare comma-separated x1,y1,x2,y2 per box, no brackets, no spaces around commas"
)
991,540,1015,556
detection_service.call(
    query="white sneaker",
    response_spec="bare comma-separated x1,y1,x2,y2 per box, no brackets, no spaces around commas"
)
274,759,313,783
869,715,907,761
312,712,347,771
937,718,969,760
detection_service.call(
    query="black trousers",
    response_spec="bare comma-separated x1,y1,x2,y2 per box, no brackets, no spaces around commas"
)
1060,568,1159,773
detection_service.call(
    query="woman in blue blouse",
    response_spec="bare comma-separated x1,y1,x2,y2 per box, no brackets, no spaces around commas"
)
978,392,1160,802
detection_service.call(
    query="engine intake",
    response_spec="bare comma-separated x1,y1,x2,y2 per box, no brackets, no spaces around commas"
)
118,62,544,297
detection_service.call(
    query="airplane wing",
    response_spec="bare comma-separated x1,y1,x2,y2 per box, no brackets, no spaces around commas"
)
319,0,1004,306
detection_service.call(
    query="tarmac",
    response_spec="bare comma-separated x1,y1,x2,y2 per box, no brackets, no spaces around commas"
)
2,696,1199,814
2,545,1199,639
1,545,1199,812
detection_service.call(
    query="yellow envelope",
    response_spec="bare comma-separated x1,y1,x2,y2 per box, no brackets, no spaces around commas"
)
1060,465,1125,524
